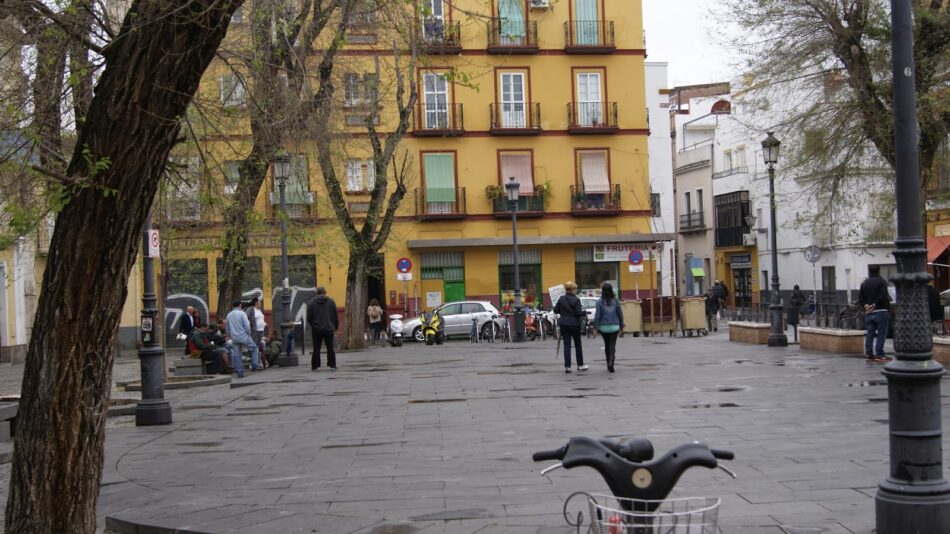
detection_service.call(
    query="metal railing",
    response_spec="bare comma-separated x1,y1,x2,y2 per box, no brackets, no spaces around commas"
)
488,18,538,51
570,184,621,212
679,211,704,231
489,102,541,132
420,19,461,52
715,226,752,247
564,20,615,50
415,187,467,218
567,102,618,130
712,166,748,179
492,191,545,214
413,102,464,134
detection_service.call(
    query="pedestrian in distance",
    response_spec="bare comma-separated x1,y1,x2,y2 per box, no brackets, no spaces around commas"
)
226,299,263,376
367,298,383,342
186,323,224,374
705,287,720,333
553,281,588,373
858,266,892,362
713,280,729,312
264,328,283,368
307,286,340,370
592,282,624,373
179,305,196,355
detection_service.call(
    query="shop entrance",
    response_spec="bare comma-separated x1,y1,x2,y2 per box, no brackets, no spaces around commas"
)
732,268,751,308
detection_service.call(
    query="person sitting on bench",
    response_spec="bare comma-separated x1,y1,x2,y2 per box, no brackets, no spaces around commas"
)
187,323,224,374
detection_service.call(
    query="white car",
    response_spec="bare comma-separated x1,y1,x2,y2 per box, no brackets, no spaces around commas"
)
402,301,507,342
542,296,598,328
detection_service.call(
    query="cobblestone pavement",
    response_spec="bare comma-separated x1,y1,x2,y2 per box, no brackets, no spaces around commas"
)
0,331,944,533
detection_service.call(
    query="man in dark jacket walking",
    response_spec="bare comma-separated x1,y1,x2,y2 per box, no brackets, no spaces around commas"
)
306,286,339,370
858,266,891,361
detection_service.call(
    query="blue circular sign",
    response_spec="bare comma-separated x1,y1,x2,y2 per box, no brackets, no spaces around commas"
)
628,250,644,265
396,257,413,273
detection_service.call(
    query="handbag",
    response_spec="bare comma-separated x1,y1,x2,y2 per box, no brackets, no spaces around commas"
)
176,332,187,341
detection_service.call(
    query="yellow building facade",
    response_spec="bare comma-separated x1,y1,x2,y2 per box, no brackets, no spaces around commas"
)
162,0,665,333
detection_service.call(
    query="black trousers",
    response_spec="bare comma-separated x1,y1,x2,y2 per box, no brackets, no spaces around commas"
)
200,350,223,374
560,324,584,368
601,330,619,367
311,330,336,369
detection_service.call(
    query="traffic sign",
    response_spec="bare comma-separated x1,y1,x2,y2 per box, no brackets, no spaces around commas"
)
629,264,644,273
396,257,413,273
804,245,822,264
147,229,160,258
397,272,413,281
628,250,644,265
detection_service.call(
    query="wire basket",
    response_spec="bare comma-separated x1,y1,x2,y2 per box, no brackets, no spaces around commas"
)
587,495,720,534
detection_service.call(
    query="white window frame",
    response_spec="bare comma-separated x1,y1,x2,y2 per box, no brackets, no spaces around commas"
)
575,72,602,126
500,72,526,128
423,72,449,129
219,73,246,107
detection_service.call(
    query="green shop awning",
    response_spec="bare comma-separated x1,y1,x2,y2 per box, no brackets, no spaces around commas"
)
690,267,706,277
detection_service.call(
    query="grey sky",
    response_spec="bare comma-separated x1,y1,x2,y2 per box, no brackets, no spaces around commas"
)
642,1,735,87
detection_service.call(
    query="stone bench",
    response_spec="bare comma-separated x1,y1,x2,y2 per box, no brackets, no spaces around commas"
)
0,402,18,443
799,327,865,354
172,358,208,376
932,337,950,365
727,321,771,344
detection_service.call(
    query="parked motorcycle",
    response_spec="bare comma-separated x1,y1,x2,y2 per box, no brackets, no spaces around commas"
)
387,314,406,347
420,310,445,345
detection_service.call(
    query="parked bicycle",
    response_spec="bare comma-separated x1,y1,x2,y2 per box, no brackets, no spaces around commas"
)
533,436,735,533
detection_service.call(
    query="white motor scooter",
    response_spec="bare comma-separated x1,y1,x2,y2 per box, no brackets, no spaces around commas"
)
387,314,405,347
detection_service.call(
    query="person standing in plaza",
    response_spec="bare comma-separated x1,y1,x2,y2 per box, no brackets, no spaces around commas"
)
227,299,263,374
367,298,383,342
251,299,267,357
307,286,339,370
554,281,587,373
592,282,624,373
705,287,720,333
858,266,891,362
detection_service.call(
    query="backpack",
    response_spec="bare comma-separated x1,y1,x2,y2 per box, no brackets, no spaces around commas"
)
369,306,381,321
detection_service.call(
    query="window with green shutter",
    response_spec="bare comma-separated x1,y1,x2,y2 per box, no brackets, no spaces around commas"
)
423,153,456,213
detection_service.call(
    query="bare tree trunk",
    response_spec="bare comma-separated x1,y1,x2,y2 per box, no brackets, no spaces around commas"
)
4,2,237,532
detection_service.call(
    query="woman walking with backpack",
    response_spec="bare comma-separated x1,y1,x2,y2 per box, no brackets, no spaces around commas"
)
592,282,624,373
367,298,383,342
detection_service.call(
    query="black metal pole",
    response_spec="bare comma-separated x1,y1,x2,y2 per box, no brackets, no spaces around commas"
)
511,196,525,342
276,177,298,366
875,0,950,529
135,218,172,426
767,163,787,347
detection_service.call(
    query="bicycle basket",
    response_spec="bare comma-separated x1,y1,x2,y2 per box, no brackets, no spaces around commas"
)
587,495,720,534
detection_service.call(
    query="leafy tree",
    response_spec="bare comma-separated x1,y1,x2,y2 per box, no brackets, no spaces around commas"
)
1,1,239,532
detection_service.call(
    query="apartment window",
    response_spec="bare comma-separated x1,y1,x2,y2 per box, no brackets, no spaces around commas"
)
219,73,246,107
723,149,733,171
578,150,610,194
343,72,379,107
422,72,450,128
696,189,704,214
650,192,661,216
165,157,201,221
497,0,527,45
273,155,310,204
347,0,378,42
223,160,241,194
736,146,747,168
422,152,456,213
575,71,603,126
499,152,533,194
422,0,446,40
345,159,375,192
685,191,692,214
499,71,527,128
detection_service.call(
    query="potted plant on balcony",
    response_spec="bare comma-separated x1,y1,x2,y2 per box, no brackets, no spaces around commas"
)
573,190,586,210
485,184,505,208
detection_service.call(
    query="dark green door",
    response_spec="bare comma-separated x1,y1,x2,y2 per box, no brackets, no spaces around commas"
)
444,280,466,303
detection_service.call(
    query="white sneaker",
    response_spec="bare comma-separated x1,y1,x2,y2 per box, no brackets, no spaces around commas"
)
578,365,589,371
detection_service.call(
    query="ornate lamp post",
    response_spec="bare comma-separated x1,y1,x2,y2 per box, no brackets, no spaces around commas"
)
136,217,172,426
875,0,950,529
761,131,787,347
505,176,526,342
273,155,298,366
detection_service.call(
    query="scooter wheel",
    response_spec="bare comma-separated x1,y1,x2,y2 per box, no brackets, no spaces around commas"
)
426,335,435,346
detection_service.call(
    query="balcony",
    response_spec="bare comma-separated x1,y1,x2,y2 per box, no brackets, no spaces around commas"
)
416,187,467,220
489,102,541,135
712,166,748,179
564,20,615,53
419,19,461,54
679,211,705,232
570,185,621,217
491,191,545,218
715,226,753,247
413,103,464,137
567,102,618,134
487,19,538,54
269,191,315,220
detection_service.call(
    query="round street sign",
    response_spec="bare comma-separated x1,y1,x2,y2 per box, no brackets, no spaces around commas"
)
396,257,413,273
803,245,822,264
628,250,644,265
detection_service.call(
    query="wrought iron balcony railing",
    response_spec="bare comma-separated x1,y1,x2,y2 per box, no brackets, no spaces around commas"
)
489,102,541,134
491,191,545,217
567,102,618,133
487,18,538,53
413,102,464,136
420,19,461,54
679,211,705,231
564,20,615,52
570,185,621,216
415,187,467,220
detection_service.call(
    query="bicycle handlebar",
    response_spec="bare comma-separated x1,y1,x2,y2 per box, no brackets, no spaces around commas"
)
533,436,734,506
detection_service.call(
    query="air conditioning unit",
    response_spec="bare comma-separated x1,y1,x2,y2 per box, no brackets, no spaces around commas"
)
742,233,757,246
529,0,550,9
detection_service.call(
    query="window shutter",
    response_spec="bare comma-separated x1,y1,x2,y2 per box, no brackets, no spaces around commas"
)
500,154,533,194
423,153,456,202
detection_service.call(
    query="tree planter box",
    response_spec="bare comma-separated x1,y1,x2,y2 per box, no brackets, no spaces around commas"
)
799,327,865,354
172,358,207,376
728,322,770,344
931,337,950,365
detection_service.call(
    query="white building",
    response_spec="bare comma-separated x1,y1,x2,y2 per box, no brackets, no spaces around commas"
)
644,62,676,296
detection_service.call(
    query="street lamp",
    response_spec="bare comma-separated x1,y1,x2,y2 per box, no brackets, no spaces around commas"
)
761,131,787,347
505,176,526,342
875,0,950,528
135,215,172,426
273,154,298,366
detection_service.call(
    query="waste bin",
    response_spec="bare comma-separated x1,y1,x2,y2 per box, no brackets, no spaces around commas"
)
620,300,642,336
679,297,707,336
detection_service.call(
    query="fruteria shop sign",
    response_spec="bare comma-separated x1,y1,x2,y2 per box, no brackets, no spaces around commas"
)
593,244,653,262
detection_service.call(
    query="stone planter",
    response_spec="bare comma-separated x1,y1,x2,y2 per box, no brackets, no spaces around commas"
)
932,337,950,365
728,321,770,344
799,327,864,354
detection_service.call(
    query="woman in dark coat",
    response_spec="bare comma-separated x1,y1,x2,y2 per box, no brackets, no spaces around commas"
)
554,281,588,373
